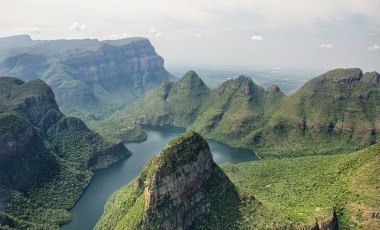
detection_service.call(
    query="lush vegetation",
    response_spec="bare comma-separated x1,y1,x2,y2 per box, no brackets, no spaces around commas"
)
0,77,130,229
222,141,380,229
92,68,379,158
154,131,209,178
94,178,145,230
95,128,380,229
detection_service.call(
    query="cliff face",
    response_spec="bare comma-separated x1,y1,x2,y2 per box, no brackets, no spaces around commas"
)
0,113,57,188
0,76,130,229
142,132,232,229
60,39,169,90
96,131,236,230
0,77,60,128
0,36,173,120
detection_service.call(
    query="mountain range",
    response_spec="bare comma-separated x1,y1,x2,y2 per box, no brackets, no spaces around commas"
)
0,35,174,121
93,68,379,158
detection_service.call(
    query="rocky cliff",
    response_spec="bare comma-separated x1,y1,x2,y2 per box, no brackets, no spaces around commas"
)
0,76,130,229
96,131,239,230
0,35,173,120
0,113,57,189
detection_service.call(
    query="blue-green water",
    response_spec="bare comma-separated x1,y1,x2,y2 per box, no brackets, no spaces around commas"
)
62,126,259,230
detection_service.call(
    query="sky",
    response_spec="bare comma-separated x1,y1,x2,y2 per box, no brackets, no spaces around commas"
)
0,0,379,72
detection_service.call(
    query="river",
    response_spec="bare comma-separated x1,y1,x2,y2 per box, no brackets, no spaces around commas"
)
62,126,259,230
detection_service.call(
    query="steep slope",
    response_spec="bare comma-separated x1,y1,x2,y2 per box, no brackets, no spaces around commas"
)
223,141,380,229
0,77,129,170
0,35,173,120
95,131,243,230
95,68,379,158
189,75,266,144
253,68,379,157
89,71,210,141
0,112,92,229
0,77,130,229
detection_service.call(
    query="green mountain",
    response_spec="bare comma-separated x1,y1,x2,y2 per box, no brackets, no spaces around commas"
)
0,35,174,121
0,77,130,229
94,68,379,158
95,131,243,230
96,131,380,229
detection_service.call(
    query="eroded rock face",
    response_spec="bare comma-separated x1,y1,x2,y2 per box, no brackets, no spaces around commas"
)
0,77,59,127
141,132,231,229
60,40,169,90
322,68,363,84
267,84,281,93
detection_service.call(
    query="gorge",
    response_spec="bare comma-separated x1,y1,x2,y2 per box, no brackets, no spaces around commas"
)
63,126,258,229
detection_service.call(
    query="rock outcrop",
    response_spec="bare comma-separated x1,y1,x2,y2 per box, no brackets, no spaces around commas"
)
267,84,281,93
96,131,235,230
322,68,363,84
0,36,173,120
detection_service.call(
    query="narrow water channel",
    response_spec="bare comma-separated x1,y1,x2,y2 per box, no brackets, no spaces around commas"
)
62,126,259,230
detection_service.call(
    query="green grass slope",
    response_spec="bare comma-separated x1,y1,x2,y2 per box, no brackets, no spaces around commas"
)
222,141,380,229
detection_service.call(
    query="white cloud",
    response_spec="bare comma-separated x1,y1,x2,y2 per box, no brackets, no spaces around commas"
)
368,44,380,51
155,32,162,37
13,27,41,33
109,33,130,39
251,35,263,41
195,33,203,38
69,22,86,31
148,27,162,38
320,43,333,48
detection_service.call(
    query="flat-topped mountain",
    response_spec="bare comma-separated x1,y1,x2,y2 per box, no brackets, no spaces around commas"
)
0,76,130,229
95,68,379,158
95,131,240,229
0,35,174,120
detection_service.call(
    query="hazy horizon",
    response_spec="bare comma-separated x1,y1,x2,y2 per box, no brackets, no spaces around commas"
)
1,0,379,72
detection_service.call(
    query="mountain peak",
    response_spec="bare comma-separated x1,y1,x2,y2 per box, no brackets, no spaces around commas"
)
176,70,207,90
153,131,210,178
220,75,257,95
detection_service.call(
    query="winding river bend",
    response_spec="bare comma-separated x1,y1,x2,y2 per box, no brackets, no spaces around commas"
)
62,126,259,230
